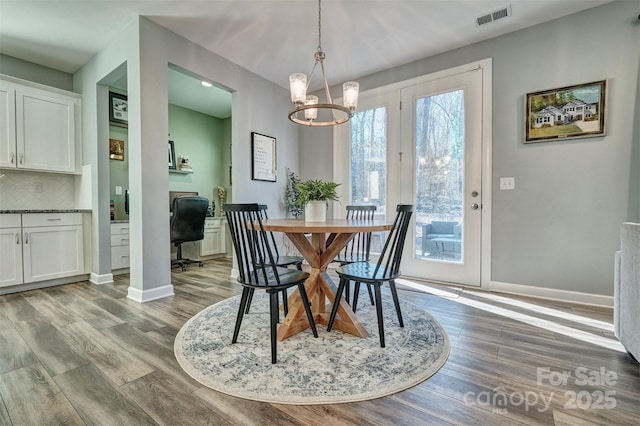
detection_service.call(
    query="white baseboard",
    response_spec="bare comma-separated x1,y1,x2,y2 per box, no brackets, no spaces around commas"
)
487,280,613,308
89,272,114,285
127,284,174,303
0,274,90,295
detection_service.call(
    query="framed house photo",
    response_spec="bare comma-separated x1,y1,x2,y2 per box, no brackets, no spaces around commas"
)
109,138,124,161
109,92,128,126
525,80,606,143
168,140,177,170
251,132,277,182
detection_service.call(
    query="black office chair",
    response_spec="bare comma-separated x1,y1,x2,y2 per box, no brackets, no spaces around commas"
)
327,204,413,347
170,195,209,271
333,205,377,305
224,203,317,364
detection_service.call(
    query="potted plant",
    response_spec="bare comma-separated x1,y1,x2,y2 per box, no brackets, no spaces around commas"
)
284,170,304,218
294,178,340,222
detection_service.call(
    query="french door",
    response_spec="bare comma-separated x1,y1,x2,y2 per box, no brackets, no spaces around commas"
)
334,61,490,287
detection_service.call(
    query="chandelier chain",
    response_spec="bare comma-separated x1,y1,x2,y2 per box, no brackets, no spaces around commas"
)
317,0,322,51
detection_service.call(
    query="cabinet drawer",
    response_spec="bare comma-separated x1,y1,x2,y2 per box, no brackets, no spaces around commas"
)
110,223,130,235
0,214,21,228
204,218,222,230
111,245,130,269
22,213,82,227
110,234,130,247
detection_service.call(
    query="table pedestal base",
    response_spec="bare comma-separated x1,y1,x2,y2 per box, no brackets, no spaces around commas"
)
276,232,369,341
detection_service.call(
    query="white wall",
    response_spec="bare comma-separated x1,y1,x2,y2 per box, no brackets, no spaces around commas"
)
300,0,640,297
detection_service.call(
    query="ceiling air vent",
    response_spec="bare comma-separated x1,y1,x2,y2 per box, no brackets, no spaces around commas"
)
475,5,512,26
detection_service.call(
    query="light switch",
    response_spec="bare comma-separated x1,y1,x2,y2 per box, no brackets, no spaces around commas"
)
115,186,122,195
500,177,515,190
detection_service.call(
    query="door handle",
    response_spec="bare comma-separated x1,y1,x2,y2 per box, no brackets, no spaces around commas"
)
471,203,479,210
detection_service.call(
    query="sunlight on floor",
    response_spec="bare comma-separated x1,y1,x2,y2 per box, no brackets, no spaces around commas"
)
464,289,614,332
396,278,626,353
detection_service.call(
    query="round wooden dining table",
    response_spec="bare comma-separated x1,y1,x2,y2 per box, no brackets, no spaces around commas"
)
261,218,392,341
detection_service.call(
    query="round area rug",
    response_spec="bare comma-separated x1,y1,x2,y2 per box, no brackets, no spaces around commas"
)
174,288,449,404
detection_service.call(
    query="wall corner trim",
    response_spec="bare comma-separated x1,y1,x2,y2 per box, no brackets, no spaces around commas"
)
90,272,114,285
127,284,175,303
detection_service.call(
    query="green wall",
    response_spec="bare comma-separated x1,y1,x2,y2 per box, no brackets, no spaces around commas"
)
167,103,230,206
109,102,231,218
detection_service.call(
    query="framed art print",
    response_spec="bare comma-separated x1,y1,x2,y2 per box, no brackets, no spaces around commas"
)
168,140,177,170
251,132,277,182
108,92,128,126
525,80,606,143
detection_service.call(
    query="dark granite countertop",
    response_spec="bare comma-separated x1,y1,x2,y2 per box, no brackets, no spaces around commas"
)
0,209,92,214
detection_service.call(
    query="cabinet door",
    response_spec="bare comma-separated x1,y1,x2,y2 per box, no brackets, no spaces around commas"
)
0,83,16,168
0,228,23,287
16,88,77,173
200,229,220,256
22,225,83,283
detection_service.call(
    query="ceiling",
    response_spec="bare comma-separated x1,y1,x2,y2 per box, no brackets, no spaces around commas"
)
0,0,615,118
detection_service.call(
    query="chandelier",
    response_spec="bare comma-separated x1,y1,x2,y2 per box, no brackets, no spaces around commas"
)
288,0,359,127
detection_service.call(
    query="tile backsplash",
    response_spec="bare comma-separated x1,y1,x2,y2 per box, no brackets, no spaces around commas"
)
0,170,77,210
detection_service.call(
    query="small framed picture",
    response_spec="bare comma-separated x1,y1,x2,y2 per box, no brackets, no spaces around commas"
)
109,92,128,126
109,138,125,161
168,140,177,170
251,132,276,182
525,80,606,143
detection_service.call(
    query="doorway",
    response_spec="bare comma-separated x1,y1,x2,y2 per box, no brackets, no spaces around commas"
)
334,60,492,288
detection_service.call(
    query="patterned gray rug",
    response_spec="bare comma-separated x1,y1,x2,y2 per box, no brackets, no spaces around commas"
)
174,288,450,404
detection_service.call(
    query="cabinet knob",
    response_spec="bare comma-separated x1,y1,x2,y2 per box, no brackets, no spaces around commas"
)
19,154,24,164
10,152,15,164
24,232,29,244
15,233,20,244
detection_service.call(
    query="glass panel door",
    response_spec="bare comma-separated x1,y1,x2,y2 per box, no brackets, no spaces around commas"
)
415,89,464,262
348,107,387,253
400,69,482,286
334,64,488,287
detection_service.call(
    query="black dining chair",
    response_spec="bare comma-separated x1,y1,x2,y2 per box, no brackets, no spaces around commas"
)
333,205,377,305
223,203,318,364
259,204,304,271
241,205,305,316
170,195,209,271
327,204,413,347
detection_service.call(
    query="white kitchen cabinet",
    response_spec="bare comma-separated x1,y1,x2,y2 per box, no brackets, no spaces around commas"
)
0,214,23,287
0,75,81,173
182,217,227,260
21,213,84,283
110,222,130,271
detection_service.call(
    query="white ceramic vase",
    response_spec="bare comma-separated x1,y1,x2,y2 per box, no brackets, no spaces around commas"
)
305,200,326,222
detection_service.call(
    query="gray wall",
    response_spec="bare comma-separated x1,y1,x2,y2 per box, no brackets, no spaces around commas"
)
0,54,74,91
300,0,640,296
74,16,299,298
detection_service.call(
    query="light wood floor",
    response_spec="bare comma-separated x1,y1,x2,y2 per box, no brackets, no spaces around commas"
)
0,258,638,425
